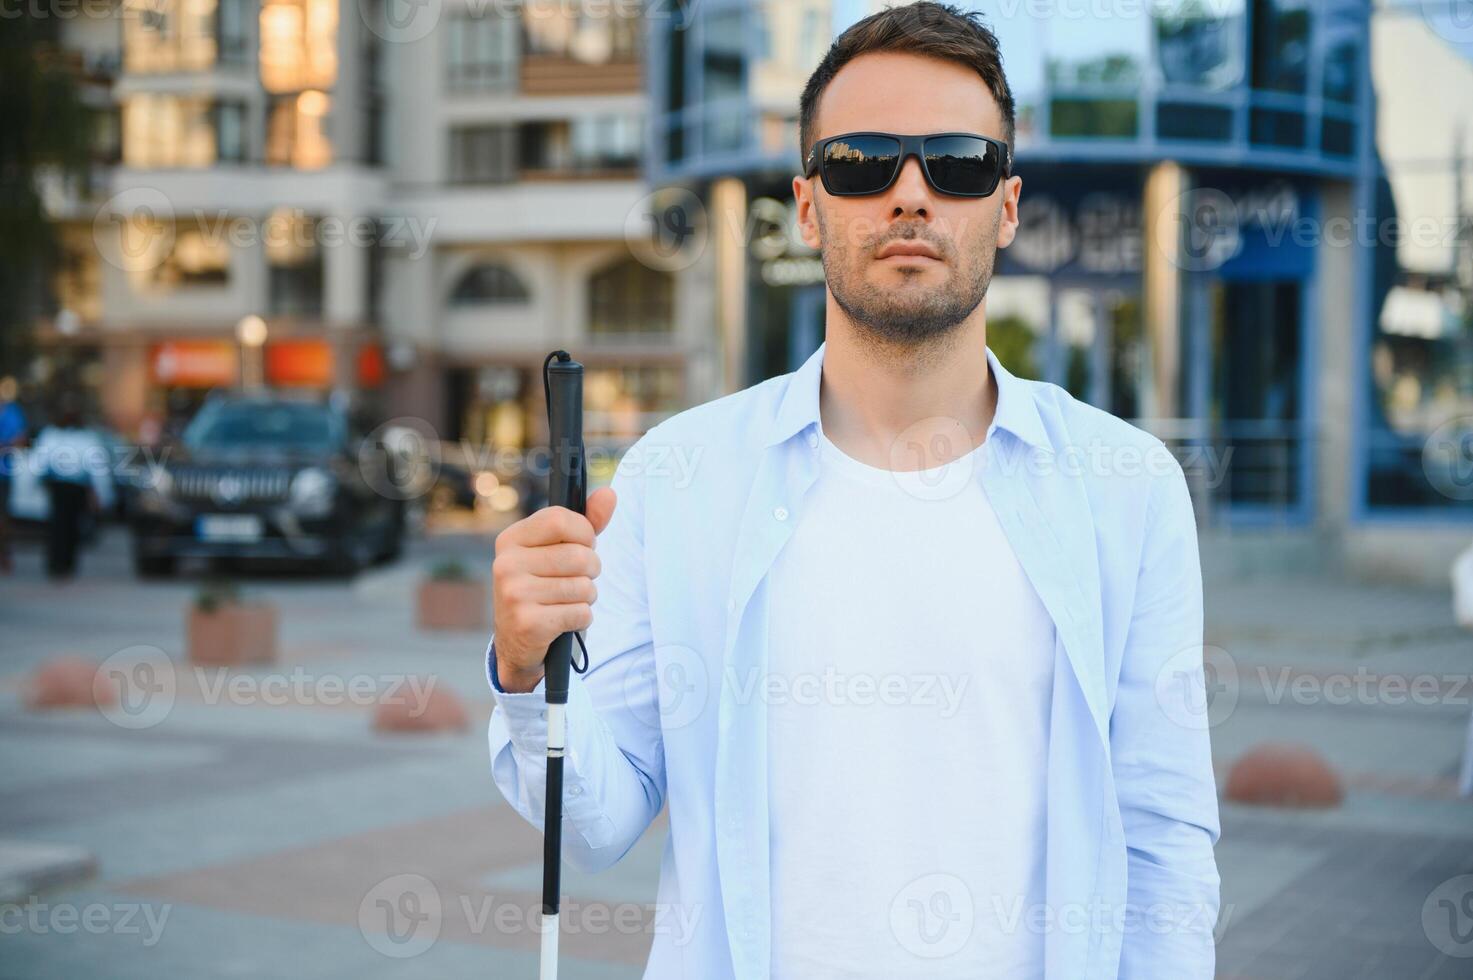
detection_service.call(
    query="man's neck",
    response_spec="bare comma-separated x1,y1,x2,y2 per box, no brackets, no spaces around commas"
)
817,304,997,473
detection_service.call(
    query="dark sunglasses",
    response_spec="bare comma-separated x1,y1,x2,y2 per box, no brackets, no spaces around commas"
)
804,131,1012,198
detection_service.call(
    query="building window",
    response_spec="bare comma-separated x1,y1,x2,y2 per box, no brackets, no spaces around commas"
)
584,365,682,441
1153,0,1245,90
446,12,518,91
524,7,639,63
266,91,333,168
122,95,242,167
149,223,232,289
1209,280,1303,511
451,264,530,305
588,257,674,336
1250,0,1311,94
123,0,226,73
51,228,103,324
700,7,745,153
264,210,323,317
1365,282,1473,511
1045,20,1146,140
449,125,516,184
215,101,247,162
259,0,339,93
217,0,250,65
520,115,642,176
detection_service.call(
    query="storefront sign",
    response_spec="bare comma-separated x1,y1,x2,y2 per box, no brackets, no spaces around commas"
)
150,341,238,388
266,339,333,388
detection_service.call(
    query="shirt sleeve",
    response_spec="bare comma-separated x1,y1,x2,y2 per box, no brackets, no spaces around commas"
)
1111,456,1222,978
485,442,667,873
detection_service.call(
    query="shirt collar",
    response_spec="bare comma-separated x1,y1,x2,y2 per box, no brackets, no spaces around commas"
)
765,340,1054,454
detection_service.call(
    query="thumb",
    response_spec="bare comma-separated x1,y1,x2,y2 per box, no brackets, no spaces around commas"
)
586,486,618,536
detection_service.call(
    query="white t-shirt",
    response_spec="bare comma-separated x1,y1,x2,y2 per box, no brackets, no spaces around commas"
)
767,424,1056,979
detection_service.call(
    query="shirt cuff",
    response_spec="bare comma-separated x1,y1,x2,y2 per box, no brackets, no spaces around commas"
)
486,636,551,755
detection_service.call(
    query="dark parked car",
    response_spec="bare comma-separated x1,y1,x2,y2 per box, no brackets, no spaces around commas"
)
130,394,405,577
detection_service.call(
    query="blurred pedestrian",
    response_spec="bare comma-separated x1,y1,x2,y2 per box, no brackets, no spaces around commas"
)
0,376,27,573
33,396,105,580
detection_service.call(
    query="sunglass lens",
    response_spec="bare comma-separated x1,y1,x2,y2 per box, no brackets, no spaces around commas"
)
822,135,902,194
923,136,1003,195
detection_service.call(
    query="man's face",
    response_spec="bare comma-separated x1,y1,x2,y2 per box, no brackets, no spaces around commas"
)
795,51,1022,347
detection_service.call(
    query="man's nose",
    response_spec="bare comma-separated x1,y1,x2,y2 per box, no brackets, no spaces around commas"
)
884,155,934,219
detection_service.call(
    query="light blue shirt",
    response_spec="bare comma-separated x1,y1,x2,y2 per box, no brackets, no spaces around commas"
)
487,342,1221,980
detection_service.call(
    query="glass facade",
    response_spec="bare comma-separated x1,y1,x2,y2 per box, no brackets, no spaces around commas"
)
644,0,1470,526
653,0,1360,180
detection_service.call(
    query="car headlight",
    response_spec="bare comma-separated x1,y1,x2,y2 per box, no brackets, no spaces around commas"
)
137,467,173,512
290,467,336,517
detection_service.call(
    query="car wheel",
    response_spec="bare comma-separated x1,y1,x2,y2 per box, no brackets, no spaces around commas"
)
378,503,406,563
328,537,373,577
135,553,177,578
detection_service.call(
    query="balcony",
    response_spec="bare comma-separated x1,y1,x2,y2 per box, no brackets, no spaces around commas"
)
521,53,642,97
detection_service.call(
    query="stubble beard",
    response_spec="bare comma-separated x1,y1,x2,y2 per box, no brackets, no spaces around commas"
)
818,206,1001,359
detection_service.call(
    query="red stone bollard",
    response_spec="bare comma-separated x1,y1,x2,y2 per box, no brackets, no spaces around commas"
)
372,680,469,734
187,603,279,666
25,657,117,710
1225,742,1343,808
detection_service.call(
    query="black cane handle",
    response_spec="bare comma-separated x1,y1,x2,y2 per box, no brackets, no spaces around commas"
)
542,351,585,705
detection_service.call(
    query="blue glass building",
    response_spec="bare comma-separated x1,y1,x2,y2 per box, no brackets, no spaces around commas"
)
643,0,1473,577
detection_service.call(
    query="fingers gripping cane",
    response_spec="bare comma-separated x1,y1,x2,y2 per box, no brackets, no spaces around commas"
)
540,350,590,980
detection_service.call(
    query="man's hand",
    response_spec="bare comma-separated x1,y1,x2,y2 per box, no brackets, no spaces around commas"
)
491,487,617,693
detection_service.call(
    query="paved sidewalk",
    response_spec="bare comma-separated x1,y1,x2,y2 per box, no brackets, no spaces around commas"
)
0,528,1470,977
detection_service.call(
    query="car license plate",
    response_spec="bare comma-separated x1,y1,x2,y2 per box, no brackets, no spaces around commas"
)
196,514,263,542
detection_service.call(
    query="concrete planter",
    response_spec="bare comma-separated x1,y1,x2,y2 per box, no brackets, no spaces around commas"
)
187,603,279,666
416,578,489,631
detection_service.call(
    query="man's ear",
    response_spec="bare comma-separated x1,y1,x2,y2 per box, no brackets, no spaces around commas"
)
995,174,1023,249
794,175,822,251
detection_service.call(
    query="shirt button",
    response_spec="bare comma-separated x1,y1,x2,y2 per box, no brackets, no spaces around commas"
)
773,506,788,522
806,432,818,448
568,785,583,797
727,598,736,612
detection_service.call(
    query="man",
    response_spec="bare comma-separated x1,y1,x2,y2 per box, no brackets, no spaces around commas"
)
33,396,105,579
485,4,1220,978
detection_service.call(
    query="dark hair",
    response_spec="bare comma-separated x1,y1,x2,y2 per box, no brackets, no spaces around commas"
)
798,2,1016,161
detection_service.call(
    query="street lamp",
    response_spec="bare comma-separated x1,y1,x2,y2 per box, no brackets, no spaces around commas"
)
236,315,267,389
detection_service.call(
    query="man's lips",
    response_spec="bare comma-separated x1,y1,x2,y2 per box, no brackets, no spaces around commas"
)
875,241,942,261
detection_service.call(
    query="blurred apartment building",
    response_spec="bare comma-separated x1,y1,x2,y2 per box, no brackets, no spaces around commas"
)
32,0,705,452
645,0,1473,583
23,0,1473,582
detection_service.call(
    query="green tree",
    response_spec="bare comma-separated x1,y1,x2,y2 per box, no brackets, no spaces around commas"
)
0,13,95,376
